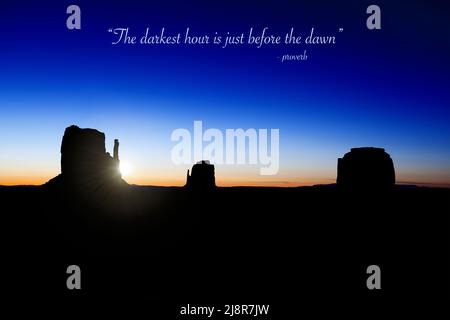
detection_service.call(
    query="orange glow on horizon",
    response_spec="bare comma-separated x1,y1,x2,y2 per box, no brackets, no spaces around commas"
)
2,175,449,188
0,174,329,187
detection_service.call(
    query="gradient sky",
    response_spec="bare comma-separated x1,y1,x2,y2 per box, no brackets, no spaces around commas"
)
1,0,449,187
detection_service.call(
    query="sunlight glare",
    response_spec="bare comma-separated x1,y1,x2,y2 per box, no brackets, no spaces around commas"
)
119,161,132,177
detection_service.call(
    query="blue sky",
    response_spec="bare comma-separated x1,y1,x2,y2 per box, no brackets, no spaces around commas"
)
1,0,449,186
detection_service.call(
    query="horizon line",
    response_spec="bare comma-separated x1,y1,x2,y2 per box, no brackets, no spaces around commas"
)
1,180,449,189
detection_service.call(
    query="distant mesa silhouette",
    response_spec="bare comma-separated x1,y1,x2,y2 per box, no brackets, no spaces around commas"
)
185,160,216,190
337,147,395,189
46,125,126,190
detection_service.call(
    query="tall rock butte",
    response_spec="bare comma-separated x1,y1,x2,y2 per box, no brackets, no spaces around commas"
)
337,147,395,189
46,125,125,190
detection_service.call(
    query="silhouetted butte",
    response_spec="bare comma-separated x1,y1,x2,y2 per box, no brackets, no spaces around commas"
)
185,160,216,190
45,125,126,191
337,147,395,189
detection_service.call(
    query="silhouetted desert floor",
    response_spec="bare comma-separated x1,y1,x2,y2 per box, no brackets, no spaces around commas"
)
1,184,449,312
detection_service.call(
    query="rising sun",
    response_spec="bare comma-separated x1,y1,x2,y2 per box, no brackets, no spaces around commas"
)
119,161,133,177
